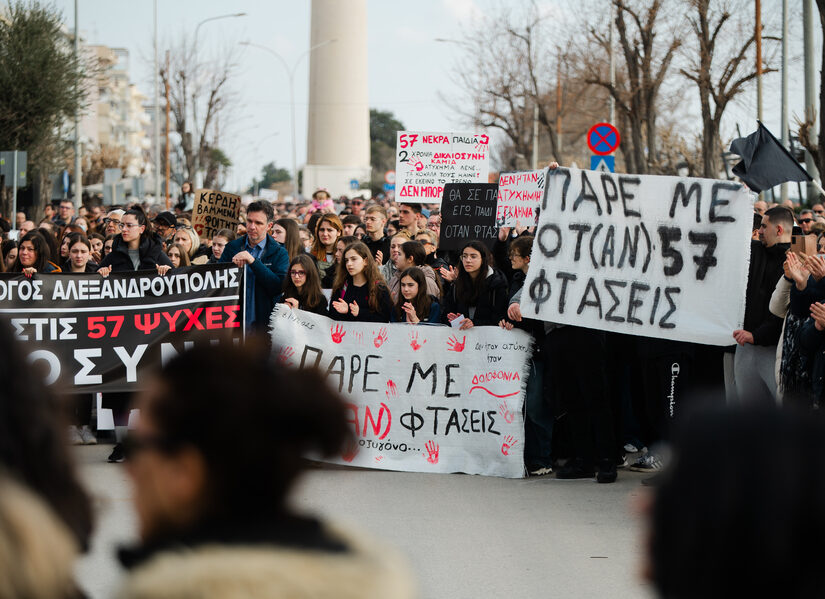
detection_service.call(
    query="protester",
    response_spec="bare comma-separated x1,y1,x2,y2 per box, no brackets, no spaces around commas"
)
341,214,362,237
207,228,236,263
10,231,61,275
151,211,176,248
731,206,792,404
414,229,447,274
166,243,191,268
273,217,304,260
386,219,399,238
330,241,393,322
64,234,99,273
322,235,357,289
1,239,17,271
311,214,343,280
97,206,173,462
441,240,507,329
115,343,414,598
52,199,75,227
175,180,195,213
298,225,313,251
393,267,441,324
387,241,441,301
88,232,105,262
103,234,116,257
380,231,412,286
173,223,209,265
220,200,289,332
103,209,125,236
397,203,421,235
281,254,328,315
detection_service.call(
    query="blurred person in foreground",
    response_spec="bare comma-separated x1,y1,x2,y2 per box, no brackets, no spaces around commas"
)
116,343,415,598
644,404,825,599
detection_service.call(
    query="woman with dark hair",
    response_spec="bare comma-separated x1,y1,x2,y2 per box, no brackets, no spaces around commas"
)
441,240,508,329
646,405,825,599
116,343,414,597
10,230,61,275
64,233,99,273
97,206,172,462
310,214,343,280
98,206,172,276
0,324,93,552
393,267,441,324
166,243,191,268
330,241,392,323
58,224,86,263
273,218,303,261
281,254,327,315
1,239,16,272
321,235,357,289
387,241,441,301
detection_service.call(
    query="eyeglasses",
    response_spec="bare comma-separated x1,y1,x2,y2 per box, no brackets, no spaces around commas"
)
800,218,813,224
289,270,306,277
351,200,363,205
103,218,123,228
121,222,142,229
816,210,825,215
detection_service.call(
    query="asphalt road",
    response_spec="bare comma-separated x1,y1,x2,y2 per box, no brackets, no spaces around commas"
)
74,445,656,599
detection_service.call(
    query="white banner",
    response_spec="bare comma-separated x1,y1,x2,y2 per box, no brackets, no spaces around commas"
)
521,168,752,345
496,169,547,227
395,130,490,203
269,305,532,478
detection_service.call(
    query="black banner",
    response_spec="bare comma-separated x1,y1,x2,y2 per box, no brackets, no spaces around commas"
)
0,264,245,393
438,183,499,250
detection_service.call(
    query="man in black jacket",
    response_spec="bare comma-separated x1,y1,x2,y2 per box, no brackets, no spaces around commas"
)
732,206,792,404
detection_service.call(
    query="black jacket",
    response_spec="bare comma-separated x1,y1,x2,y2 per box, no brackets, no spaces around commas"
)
99,234,172,272
743,240,789,346
363,235,390,262
441,267,509,327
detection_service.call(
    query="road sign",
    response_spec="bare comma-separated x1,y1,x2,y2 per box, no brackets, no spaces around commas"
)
587,123,620,156
350,179,360,191
0,151,27,187
591,155,615,173
383,183,395,192
385,170,396,184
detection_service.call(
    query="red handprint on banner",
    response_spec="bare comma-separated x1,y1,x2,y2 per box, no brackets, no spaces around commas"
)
498,402,514,424
424,440,439,464
276,346,295,366
373,327,388,348
341,438,360,463
354,331,364,346
409,330,426,351
446,335,466,352
385,380,398,401
331,323,346,344
501,435,518,456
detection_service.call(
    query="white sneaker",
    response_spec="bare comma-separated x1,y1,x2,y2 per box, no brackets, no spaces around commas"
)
68,425,83,445
79,425,97,445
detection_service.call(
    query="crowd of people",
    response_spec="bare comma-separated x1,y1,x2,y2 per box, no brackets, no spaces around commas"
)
3,181,825,482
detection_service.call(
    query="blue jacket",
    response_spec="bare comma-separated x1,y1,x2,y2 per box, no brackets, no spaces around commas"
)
220,235,288,330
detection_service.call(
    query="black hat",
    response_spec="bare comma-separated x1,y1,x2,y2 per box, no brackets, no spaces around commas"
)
153,211,176,227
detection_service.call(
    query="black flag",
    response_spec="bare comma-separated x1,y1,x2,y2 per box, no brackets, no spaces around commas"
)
729,122,811,193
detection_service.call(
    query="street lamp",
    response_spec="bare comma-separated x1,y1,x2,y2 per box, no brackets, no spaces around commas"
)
240,38,336,199
191,12,247,188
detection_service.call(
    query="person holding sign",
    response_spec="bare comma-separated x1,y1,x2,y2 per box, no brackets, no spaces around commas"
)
441,240,508,329
392,267,441,324
220,200,288,332
330,242,392,323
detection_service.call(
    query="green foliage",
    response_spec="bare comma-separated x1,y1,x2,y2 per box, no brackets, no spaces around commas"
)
369,108,404,196
248,161,290,193
0,1,88,173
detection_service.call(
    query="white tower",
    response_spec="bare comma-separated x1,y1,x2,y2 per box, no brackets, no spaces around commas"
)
303,0,371,198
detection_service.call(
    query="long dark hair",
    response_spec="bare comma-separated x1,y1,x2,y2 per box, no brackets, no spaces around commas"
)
123,205,152,245
144,342,352,527
395,267,433,321
282,254,324,310
454,240,490,305
275,218,302,260
331,241,387,313
11,231,52,272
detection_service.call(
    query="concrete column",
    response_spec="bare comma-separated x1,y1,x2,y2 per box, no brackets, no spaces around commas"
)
304,0,371,198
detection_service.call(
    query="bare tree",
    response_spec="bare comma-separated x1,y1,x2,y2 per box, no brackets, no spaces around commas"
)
158,35,238,189
679,0,777,178
585,0,681,174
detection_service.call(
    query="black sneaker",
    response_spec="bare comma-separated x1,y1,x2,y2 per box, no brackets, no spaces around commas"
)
597,459,617,484
555,458,595,479
107,443,125,463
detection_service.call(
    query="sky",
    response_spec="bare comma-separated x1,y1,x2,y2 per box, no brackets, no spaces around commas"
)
43,0,822,194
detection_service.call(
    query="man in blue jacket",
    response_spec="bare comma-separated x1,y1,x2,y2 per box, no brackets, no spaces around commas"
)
220,200,288,333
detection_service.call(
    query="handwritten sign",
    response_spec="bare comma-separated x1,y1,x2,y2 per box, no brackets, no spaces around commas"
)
269,306,532,478
521,168,752,345
192,189,241,241
438,183,499,251
395,130,490,203
496,169,546,227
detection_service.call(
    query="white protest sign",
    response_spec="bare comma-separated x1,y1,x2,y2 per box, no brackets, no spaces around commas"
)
496,169,547,227
395,130,490,203
521,168,752,345
269,305,532,478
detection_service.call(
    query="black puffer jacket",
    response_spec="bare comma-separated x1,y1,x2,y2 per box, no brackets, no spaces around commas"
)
441,267,509,327
744,240,789,346
99,234,172,272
